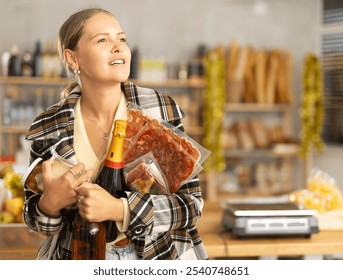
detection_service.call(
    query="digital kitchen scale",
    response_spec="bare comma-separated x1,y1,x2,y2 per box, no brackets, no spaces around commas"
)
221,199,319,238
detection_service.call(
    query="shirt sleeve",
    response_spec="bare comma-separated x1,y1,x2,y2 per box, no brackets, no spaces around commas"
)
116,197,131,232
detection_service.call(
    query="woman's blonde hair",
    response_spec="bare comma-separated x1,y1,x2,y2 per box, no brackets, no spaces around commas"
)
57,8,113,98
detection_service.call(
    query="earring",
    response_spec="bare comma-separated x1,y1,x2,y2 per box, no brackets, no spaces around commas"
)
73,69,80,77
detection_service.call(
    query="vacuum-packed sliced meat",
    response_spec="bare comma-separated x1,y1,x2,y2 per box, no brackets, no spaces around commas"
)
124,109,200,193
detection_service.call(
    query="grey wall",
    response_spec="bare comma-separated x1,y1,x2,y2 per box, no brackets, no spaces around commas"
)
0,0,321,124
0,0,321,61
4,0,340,188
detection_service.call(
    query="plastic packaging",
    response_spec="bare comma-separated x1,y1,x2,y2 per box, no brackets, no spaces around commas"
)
21,157,43,194
124,152,168,194
124,102,211,193
21,148,75,194
289,168,343,212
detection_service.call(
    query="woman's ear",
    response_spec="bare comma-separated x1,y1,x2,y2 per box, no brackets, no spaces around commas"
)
64,49,78,71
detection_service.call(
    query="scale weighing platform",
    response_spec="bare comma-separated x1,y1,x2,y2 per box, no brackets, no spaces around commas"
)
221,200,319,238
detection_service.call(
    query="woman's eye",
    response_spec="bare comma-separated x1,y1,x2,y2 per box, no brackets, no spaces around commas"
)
119,37,127,43
97,38,107,43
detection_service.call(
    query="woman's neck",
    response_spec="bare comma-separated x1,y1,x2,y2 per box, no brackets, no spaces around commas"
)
79,85,122,159
80,83,122,120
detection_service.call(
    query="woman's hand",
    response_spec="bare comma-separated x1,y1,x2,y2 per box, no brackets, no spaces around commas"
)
38,158,93,217
75,183,124,223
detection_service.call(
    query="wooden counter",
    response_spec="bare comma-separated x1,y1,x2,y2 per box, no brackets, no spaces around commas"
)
198,202,343,259
2,231,343,260
200,231,343,259
1,202,343,260
0,224,43,260
0,246,39,260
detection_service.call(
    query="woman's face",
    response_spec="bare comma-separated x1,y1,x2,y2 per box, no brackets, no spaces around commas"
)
73,13,131,85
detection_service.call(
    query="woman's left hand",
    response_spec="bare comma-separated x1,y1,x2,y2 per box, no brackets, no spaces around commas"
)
75,183,124,223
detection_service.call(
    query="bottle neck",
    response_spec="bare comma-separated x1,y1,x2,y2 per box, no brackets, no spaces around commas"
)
103,135,124,169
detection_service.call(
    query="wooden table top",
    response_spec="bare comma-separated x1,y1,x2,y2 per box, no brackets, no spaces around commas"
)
198,201,343,258
1,201,343,260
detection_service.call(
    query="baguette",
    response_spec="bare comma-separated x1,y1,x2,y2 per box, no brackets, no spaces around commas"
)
255,50,266,103
265,51,279,104
248,118,270,149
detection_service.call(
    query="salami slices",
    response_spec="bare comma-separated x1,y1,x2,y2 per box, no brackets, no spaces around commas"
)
124,109,200,193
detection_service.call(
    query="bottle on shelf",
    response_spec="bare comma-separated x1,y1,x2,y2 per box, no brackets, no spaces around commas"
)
8,45,21,76
10,102,20,125
33,41,43,77
95,119,129,243
1,44,11,77
178,60,189,80
34,88,44,116
129,47,139,79
51,41,63,78
188,44,207,81
42,41,54,78
21,50,33,77
46,88,57,107
2,97,12,125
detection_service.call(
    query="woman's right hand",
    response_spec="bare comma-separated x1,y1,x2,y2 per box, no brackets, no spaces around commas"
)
37,158,93,217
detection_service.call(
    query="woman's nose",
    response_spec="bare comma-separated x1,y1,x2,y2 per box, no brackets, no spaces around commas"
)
111,43,121,53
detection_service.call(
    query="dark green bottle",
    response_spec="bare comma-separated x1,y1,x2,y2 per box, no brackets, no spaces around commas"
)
95,119,128,242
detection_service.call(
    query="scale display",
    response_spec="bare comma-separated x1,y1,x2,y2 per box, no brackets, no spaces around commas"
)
221,201,319,238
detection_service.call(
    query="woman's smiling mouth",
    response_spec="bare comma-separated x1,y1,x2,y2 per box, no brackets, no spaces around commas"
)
109,59,125,65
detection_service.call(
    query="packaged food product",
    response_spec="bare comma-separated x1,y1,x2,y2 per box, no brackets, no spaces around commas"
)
125,152,168,194
289,168,343,212
124,103,210,193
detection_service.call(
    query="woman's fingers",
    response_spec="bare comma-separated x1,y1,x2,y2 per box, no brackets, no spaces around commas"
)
75,183,100,196
67,163,86,179
41,157,55,181
66,164,93,185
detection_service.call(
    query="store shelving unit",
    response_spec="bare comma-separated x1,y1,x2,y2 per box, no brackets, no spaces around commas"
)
205,101,298,201
0,76,205,159
0,76,299,200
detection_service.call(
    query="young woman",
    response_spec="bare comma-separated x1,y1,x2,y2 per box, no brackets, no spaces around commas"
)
23,8,208,260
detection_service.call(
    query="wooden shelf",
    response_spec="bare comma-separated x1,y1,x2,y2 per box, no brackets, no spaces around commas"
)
0,77,205,89
224,148,299,159
132,79,205,89
0,76,70,86
224,102,293,113
321,22,343,34
184,126,203,136
0,126,29,134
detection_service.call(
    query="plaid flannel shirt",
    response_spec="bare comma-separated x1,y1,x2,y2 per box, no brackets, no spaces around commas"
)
23,80,208,260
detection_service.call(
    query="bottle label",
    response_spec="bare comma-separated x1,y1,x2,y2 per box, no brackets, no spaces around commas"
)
105,120,127,163
103,159,123,169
